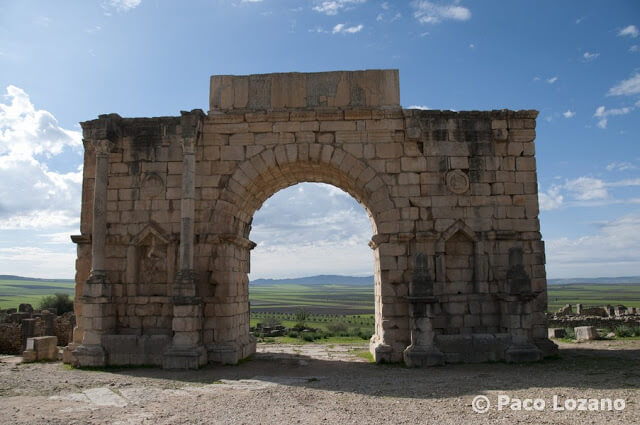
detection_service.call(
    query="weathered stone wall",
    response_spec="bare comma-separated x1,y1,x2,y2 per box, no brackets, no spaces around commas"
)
0,308,74,354
70,70,555,368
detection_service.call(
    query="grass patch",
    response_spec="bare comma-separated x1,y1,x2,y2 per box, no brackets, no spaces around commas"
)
350,348,374,362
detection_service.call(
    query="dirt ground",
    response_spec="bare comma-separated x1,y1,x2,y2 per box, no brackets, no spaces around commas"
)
0,339,638,425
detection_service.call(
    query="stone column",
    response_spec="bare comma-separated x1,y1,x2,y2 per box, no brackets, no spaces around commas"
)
163,110,207,369
173,136,197,297
403,252,444,367
85,139,114,290
73,139,116,367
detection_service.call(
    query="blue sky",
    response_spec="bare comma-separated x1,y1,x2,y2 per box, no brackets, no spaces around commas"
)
0,0,639,279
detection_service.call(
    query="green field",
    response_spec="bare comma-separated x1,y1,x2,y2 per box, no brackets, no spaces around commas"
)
547,283,640,312
0,279,75,309
249,283,374,314
2,277,640,315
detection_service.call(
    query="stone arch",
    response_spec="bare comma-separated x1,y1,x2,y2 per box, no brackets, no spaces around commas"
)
203,144,403,363
211,143,395,238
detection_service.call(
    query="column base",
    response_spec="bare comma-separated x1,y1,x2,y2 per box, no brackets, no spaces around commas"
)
403,344,444,367
62,343,79,364
505,344,543,363
72,344,107,367
207,336,256,365
162,345,207,369
534,337,560,358
369,340,394,363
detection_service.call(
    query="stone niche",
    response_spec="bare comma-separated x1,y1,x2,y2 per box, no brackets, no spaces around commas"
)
67,69,557,369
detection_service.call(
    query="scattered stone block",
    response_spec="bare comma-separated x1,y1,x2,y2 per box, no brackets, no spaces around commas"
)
575,326,598,341
23,336,58,362
548,328,566,339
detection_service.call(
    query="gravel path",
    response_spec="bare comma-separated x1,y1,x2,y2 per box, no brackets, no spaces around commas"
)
0,339,638,424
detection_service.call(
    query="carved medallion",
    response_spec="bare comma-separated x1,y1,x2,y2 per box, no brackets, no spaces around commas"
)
140,172,164,199
445,170,470,194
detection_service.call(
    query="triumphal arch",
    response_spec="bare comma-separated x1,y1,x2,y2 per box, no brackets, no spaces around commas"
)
66,70,558,368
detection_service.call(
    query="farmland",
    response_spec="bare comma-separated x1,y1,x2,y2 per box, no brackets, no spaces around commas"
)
546,283,640,312
0,278,74,309
1,275,639,315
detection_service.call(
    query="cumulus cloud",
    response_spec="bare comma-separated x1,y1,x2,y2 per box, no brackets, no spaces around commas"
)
250,183,374,279
546,214,640,278
539,185,564,211
0,85,82,230
408,105,431,110
312,0,366,15
332,23,364,34
546,76,558,84
618,24,639,38
411,0,471,24
563,110,575,118
607,73,640,96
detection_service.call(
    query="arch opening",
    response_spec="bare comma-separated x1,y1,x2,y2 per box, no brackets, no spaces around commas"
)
247,182,376,344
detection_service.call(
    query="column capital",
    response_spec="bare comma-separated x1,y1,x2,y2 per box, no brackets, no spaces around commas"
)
181,137,196,155
91,139,115,156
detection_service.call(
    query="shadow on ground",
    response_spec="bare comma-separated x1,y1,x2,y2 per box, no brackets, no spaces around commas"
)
81,341,640,399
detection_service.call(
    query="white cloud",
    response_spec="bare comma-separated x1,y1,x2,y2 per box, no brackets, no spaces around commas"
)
563,110,575,118
606,161,637,172
582,51,599,61
539,185,564,211
332,23,364,34
312,0,366,15
408,105,431,110
607,73,640,96
411,0,471,24
630,45,639,53
564,177,608,201
540,175,640,209
107,0,141,12
468,43,475,49
546,76,558,84
250,183,373,279
618,24,639,38
381,2,389,10
593,104,634,128
0,246,77,279
546,214,640,278
0,85,82,230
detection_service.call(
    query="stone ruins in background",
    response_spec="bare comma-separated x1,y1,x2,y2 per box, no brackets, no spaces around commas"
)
65,69,558,368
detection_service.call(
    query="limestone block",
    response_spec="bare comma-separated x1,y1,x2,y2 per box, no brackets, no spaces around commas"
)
220,146,245,161
575,326,598,341
23,336,58,362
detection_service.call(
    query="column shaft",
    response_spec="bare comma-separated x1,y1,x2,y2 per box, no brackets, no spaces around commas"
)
91,143,111,274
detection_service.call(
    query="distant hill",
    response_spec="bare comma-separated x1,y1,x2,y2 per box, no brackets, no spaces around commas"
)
0,275,74,283
548,276,640,285
250,274,640,287
250,274,374,286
